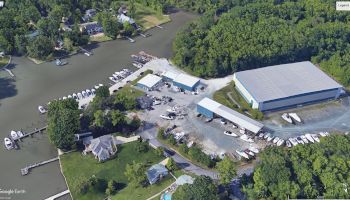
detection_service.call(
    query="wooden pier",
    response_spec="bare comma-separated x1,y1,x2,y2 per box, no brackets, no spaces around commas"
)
14,125,47,141
21,157,59,176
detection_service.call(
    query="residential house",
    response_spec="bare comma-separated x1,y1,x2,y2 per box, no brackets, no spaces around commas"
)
82,8,96,22
146,164,169,184
84,135,117,162
79,21,103,35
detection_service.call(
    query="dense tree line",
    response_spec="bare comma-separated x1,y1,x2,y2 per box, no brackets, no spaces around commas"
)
242,135,350,199
172,0,350,87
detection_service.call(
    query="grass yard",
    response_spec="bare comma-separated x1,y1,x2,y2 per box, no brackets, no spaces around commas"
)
61,141,171,200
134,3,171,30
0,56,10,68
117,84,145,99
90,34,113,43
213,81,264,120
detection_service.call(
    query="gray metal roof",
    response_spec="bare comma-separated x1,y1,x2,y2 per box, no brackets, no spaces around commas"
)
234,61,342,102
173,74,200,88
137,74,162,88
197,98,263,133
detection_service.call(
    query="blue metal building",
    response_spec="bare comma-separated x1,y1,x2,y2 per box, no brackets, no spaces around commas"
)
173,74,200,91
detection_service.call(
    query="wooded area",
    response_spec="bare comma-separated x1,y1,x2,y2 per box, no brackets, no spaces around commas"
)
242,135,350,199
172,0,350,87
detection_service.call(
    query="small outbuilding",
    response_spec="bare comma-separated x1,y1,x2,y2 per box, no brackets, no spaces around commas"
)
173,74,200,91
137,74,163,91
146,164,169,185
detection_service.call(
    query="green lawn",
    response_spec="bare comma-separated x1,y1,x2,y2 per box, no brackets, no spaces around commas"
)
0,56,10,68
90,34,113,43
116,84,145,99
61,141,171,200
134,4,171,30
213,82,264,120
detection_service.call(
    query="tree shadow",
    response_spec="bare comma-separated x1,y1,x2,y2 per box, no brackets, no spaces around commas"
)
0,76,17,102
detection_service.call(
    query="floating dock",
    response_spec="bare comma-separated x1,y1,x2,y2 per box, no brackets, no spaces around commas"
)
21,157,59,176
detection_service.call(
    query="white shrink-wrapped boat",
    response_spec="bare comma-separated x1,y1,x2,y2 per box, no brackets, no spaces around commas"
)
240,134,254,143
236,150,250,159
305,134,315,143
281,113,293,124
289,113,301,123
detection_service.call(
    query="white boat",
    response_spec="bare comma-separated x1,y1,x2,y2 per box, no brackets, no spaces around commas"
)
240,134,254,143
98,83,103,87
232,124,238,129
68,95,73,99
300,135,309,144
84,52,91,56
248,146,259,154
282,113,293,123
4,138,13,150
324,132,330,136
245,150,255,157
160,114,174,120
17,131,24,137
109,77,118,83
239,128,246,134
72,93,78,99
273,137,280,144
289,138,298,146
82,91,87,97
153,100,161,106
277,139,285,146
286,140,292,148
264,133,271,139
296,137,304,144
311,134,320,143
236,150,250,159
258,133,264,138
224,131,238,137
94,85,100,89
85,89,91,96
288,113,301,123
10,130,18,140
91,89,96,95
305,134,315,143
166,107,177,114
319,132,327,137
38,106,47,114
267,136,274,142
62,96,67,100
77,92,82,99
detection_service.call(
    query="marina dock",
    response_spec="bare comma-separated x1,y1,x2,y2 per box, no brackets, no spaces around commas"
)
14,125,48,141
21,157,59,176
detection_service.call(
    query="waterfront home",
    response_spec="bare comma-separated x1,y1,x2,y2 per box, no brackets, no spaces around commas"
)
82,9,96,22
79,21,103,35
84,135,117,162
146,164,169,184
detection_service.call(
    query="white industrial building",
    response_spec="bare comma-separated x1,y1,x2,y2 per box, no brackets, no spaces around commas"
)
137,74,163,91
197,98,263,133
233,61,343,111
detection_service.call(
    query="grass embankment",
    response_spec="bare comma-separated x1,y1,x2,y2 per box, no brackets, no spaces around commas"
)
117,84,145,98
213,81,264,120
90,34,113,43
0,56,10,68
134,3,171,30
61,141,173,200
131,69,154,85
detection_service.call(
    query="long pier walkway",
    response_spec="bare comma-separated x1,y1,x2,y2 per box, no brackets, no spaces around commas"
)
44,190,70,200
14,125,47,141
21,157,59,176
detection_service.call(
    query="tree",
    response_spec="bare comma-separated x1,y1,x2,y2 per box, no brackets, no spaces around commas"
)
156,146,164,157
178,143,189,154
63,38,74,52
168,135,176,145
26,36,54,60
96,86,110,98
157,127,165,140
124,161,147,187
135,139,149,153
216,157,237,185
129,0,136,18
97,12,119,39
110,110,125,127
106,180,118,195
166,157,177,171
14,35,27,55
94,110,106,127
37,18,60,39
173,176,219,200
123,22,134,37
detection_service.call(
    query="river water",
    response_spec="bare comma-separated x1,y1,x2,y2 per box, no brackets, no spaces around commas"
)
0,11,196,200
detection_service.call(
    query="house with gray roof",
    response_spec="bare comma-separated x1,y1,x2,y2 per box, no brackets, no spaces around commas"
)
84,135,117,162
146,164,169,184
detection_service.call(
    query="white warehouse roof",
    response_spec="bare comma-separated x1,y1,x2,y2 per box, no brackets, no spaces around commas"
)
173,74,200,88
162,71,179,80
137,74,162,88
234,61,342,103
197,98,263,133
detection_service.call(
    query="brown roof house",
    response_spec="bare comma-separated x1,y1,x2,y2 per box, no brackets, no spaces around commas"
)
84,135,117,162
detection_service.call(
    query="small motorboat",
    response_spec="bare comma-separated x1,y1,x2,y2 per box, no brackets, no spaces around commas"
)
273,137,280,144
166,107,177,114
82,91,87,98
77,92,82,99
277,139,285,146
258,133,264,139
232,124,238,129
282,113,293,124
38,106,47,114
244,149,255,157
296,137,304,144
224,131,238,137
286,140,292,148
86,89,92,96
72,93,78,100
17,131,24,137
160,114,174,120
300,135,309,144
109,77,118,83
4,138,13,150
236,150,250,159
240,134,254,143
288,113,301,123
319,132,327,137
98,83,103,87
289,138,298,146
67,95,73,99
267,136,274,142
10,130,18,140
305,134,315,143
94,85,100,89
132,62,143,69
248,146,259,154
264,133,271,139
62,96,67,100
311,134,320,143
91,88,96,95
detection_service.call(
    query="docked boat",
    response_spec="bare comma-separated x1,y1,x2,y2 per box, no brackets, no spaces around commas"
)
277,139,285,146
296,137,304,144
160,114,174,120
273,137,280,144
319,132,327,137
286,140,292,148
68,95,73,99
77,92,82,99
17,131,24,137
258,133,264,139
264,133,271,139
289,138,298,146
224,131,238,137
300,135,309,144
109,77,118,83
98,83,103,87
311,134,320,143
91,89,96,95
38,106,47,114
82,91,87,97
240,134,254,143
267,136,274,142
236,150,250,159
94,85,100,89
288,113,301,123
10,130,18,140
85,89,91,96
72,93,78,100
248,146,259,154
132,62,143,69
282,113,293,124
62,96,67,100
244,149,255,157
305,134,315,143
4,138,13,150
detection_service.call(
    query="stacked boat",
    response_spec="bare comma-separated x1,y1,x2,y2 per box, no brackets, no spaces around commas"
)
286,133,322,147
109,68,132,83
236,146,260,160
281,113,302,124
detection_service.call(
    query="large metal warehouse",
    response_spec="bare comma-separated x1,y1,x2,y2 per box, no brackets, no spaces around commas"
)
173,74,200,91
197,98,263,133
137,74,163,91
233,61,343,111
